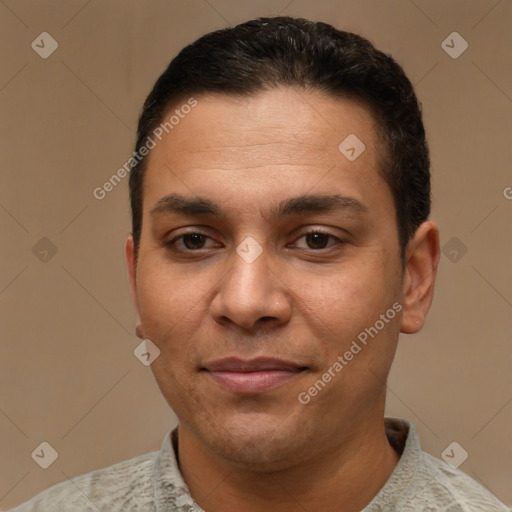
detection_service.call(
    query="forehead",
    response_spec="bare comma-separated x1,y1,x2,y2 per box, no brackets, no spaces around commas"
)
142,88,390,217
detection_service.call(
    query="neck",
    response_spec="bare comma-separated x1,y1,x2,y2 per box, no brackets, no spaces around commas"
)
177,413,400,512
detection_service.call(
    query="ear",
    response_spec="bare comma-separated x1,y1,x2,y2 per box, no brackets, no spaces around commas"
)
400,220,440,334
125,235,145,339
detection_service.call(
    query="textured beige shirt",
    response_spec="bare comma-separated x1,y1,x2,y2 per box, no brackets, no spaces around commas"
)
9,418,510,511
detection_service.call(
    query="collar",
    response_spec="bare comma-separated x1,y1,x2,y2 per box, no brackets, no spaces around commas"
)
151,417,419,511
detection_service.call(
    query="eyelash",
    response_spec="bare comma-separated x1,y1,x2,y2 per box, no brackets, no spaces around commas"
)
165,229,345,254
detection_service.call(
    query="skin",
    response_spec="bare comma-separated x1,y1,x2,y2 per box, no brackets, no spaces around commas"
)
125,87,440,512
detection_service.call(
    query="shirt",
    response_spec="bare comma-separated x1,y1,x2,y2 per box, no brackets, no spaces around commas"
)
9,418,510,511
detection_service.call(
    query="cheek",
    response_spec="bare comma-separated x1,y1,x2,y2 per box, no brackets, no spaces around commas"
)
136,259,197,338
282,264,395,382
313,255,395,323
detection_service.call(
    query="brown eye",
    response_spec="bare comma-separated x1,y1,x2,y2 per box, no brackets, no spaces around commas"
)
291,230,345,251
182,233,207,249
165,231,222,256
305,232,331,249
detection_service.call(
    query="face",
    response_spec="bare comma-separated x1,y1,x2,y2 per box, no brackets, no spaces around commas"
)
127,88,411,469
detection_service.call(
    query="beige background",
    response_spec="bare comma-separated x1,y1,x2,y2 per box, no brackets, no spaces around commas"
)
1,0,511,509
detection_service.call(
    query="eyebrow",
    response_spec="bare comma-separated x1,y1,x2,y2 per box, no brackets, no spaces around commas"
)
150,192,369,219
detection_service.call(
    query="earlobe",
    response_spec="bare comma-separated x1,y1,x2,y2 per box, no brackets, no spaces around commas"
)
400,221,440,334
135,324,145,339
125,235,145,339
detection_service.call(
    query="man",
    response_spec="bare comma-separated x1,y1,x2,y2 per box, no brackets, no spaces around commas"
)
11,16,509,512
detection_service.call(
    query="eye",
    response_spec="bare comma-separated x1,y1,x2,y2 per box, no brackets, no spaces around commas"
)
293,230,343,250
167,232,219,252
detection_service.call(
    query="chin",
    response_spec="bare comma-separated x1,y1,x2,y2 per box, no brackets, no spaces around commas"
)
194,410,312,470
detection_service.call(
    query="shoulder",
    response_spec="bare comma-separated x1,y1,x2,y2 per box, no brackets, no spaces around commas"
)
412,451,510,511
377,418,510,511
8,450,157,512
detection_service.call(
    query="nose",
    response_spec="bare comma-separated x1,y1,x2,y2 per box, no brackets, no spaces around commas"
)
210,243,292,331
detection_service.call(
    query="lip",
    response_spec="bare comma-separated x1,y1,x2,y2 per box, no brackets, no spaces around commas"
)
203,357,307,394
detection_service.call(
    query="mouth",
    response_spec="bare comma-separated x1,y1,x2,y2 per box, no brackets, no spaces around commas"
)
202,357,308,394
